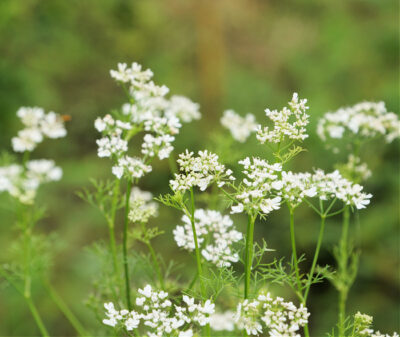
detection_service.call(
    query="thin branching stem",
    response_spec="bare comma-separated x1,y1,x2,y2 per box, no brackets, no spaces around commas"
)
304,215,326,302
25,296,50,337
289,208,303,295
109,179,121,278
189,188,211,337
244,213,256,299
189,188,205,296
146,241,165,290
338,206,350,336
123,179,132,310
43,279,88,336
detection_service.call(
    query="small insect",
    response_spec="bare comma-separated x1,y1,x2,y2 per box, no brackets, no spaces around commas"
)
61,114,72,122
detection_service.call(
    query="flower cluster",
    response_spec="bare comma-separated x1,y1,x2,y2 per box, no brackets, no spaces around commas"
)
230,154,372,213
96,62,201,179
129,187,159,223
317,101,400,144
220,109,257,143
352,312,399,337
170,150,235,193
173,209,242,267
311,169,372,209
0,159,62,204
336,154,372,183
230,157,282,216
234,292,310,336
103,284,215,337
256,93,309,144
209,311,235,331
11,107,67,152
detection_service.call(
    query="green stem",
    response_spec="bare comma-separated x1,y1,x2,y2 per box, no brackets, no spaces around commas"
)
109,179,121,278
0,267,49,336
289,208,303,296
43,280,88,336
25,296,50,337
338,206,350,336
189,188,210,337
189,188,205,296
123,179,132,310
146,241,165,289
23,217,32,298
244,213,256,299
304,215,326,302
302,216,326,337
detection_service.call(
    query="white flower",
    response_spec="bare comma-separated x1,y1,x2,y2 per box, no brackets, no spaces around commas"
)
166,95,201,123
235,293,310,336
209,311,235,331
231,203,244,214
96,136,128,158
12,107,67,152
112,156,152,180
221,109,257,142
170,150,235,193
317,101,400,143
0,160,62,205
256,93,309,144
337,154,372,183
178,330,193,337
12,128,43,152
230,157,282,215
103,285,214,336
40,112,67,138
16,107,44,127
260,197,281,214
173,209,242,267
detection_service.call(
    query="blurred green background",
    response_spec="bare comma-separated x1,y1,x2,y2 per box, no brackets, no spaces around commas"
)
0,0,398,336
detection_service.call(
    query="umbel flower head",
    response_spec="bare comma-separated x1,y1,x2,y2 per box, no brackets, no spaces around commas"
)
234,292,310,336
221,109,257,143
317,101,400,144
0,160,62,204
351,312,399,337
95,62,201,180
12,107,67,152
173,209,242,267
229,155,372,214
102,284,215,337
128,187,158,223
230,157,282,216
256,93,309,144
170,150,235,193
0,106,66,204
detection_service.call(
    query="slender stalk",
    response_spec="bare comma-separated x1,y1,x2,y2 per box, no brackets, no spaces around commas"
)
109,179,121,277
244,213,256,299
23,217,32,298
301,215,326,337
304,215,326,301
25,296,50,337
44,280,88,336
289,208,303,295
123,179,132,310
0,266,49,336
146,241,165,289
338,206,350,336
189,188,205,296
189,188,211,337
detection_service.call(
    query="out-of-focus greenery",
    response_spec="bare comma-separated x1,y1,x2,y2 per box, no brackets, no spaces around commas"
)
0,0,398,335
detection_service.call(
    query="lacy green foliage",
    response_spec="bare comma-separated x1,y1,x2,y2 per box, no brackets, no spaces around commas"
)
129,224,164,245
76,179,123,225
328,247,360,294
